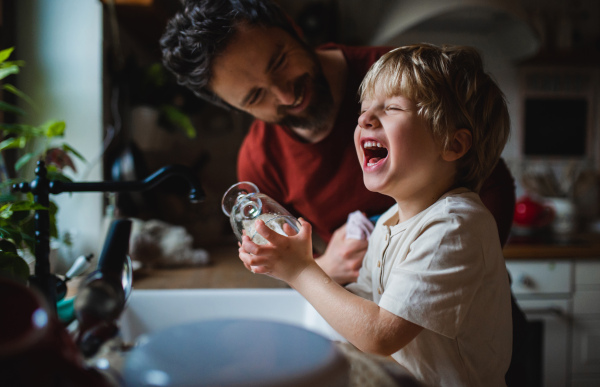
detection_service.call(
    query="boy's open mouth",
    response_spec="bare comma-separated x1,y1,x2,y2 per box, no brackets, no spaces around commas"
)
362,140,388,167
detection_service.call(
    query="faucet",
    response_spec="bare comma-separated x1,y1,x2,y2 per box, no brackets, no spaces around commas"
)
12,161,205,312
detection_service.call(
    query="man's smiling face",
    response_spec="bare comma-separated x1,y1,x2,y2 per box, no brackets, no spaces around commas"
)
209,23,334,134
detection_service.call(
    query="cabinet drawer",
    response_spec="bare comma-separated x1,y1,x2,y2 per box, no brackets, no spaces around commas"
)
575,261,600,288
506,261,572,296
574,290,600,315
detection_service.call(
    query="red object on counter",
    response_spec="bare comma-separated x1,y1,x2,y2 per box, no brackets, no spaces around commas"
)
513,196,555,228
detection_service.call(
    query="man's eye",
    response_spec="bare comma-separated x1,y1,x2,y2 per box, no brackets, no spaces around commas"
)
248,89,264,106
273,53,287,71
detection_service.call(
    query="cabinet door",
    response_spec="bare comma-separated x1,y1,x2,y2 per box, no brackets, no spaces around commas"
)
574,290,600,315
572,261,600,385
571,318,600,379
575,261,600,287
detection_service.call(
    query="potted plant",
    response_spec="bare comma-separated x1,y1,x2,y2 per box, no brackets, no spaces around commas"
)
0,47,84,283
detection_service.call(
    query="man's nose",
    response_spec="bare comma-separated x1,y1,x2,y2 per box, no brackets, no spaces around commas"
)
271,82,296,106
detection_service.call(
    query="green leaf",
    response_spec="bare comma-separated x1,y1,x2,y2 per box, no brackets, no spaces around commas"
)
14,152,35,171
4,204,31,224
0,60,25,69
0,210,13,221
0,64,19,81
0,100,26,115
0,123,38,136
5,229,23,246
43,120,66,138
20,219,36,252
0,252,30,283
0,239,18,254
0,47,14,63
0,201,45,221
0,61,25,70
46,164,58,173
146,63,168,88
8,200,48,212
159,105,197,138
62,143,86,162
47,171,73,183
49,207,58,239
3,84,37,109
0,192,18,204
0,226,22,244
0,136,26,152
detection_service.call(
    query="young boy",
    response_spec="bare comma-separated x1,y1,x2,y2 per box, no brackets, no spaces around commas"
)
238,43,512,386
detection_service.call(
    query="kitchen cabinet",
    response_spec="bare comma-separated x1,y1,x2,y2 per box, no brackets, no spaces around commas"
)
506,260,573,387
571,261,600,386
504,235,600,386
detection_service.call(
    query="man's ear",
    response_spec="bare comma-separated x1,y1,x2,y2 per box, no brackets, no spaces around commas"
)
442,128,472,161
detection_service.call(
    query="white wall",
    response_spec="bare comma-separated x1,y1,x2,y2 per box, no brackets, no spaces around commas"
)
16,0,104,270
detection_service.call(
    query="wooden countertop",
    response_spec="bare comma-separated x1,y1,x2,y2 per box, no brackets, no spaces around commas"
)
503,233,600,260
132,234,600,290
132,245,288,290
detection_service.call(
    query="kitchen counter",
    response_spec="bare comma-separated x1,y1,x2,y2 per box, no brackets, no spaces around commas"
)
504,233,600,260
132,245,288,289
132,234,600,290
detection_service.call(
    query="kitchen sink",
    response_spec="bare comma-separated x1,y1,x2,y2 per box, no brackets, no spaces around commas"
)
118,288,344,343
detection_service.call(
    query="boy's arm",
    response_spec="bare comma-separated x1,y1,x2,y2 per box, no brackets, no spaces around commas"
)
239,218,423,356
293,262,423,356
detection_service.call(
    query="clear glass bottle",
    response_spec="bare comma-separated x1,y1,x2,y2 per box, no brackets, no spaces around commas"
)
222,182,300,244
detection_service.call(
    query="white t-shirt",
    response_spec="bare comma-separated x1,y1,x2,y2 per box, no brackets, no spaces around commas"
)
347,188,512,387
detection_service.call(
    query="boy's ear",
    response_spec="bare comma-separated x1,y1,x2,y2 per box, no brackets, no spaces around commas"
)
442,128,472,162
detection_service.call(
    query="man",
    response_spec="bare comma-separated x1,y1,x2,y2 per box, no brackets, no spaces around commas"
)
160,0,515,282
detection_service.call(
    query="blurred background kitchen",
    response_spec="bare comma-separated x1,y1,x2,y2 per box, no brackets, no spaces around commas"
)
2,0,598,256
1,1,600,385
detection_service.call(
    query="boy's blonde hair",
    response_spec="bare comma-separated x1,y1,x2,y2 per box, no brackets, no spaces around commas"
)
359,43,510,192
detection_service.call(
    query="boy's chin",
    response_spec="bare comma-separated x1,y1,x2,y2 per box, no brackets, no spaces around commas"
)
363,178,385,194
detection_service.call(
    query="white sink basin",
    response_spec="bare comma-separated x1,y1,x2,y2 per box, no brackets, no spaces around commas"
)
118,288,344,343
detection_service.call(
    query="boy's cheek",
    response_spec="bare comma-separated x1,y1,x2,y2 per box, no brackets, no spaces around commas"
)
353,126,363,164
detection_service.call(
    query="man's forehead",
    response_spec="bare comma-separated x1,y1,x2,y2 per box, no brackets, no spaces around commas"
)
218,23,289,63
209,24,291,106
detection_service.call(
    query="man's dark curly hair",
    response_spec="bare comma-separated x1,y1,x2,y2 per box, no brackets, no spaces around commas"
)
160,0,301,109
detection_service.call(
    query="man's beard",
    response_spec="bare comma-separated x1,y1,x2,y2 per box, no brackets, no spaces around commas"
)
276,70,334,135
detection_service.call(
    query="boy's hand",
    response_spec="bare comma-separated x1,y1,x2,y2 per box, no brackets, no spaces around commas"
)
238,218,315,284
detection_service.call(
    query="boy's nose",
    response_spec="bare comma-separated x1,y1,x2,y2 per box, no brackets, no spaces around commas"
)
358,111,379,129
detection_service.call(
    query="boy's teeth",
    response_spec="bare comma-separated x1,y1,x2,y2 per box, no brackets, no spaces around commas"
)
364,141,383,149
